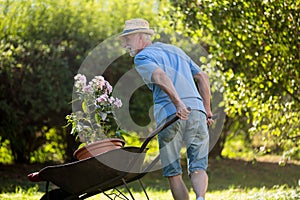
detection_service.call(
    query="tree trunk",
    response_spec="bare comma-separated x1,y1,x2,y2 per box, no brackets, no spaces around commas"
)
209,116,233,159
11,143,30,163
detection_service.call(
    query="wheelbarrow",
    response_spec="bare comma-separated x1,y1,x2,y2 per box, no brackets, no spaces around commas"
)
28,114,181,200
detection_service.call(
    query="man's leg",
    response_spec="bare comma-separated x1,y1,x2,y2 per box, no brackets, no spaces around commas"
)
184,111,209,199
168,174,190,200
190,170,208,199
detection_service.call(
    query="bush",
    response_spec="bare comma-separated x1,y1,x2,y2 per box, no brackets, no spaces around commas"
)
0,0,168,163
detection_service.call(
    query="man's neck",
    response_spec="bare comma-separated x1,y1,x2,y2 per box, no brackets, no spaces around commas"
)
136,41,152,55
143,40,152,48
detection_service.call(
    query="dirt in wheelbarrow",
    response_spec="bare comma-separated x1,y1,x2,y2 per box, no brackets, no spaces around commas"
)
0,157,299,193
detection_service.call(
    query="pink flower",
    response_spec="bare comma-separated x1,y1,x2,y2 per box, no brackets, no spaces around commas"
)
108,96,115,104
96,94,108,103
82,85,93,93
114,98,122,108
105,81,113,94
70,73,123,143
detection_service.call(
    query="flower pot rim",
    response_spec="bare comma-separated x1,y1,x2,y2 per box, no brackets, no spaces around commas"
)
88,138,125,144
73,138,125,160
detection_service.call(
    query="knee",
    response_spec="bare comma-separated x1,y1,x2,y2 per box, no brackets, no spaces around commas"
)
190,170,208,182
190,169,207,176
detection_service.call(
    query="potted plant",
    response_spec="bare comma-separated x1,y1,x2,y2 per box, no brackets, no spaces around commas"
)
66,74,125,160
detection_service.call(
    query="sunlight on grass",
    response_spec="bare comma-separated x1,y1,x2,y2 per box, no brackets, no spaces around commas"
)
206,185,300,200
84,189,175,200
0,185,42,200
0,185,299,200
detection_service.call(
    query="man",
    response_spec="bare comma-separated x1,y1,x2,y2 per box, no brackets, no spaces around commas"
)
120,18,213,200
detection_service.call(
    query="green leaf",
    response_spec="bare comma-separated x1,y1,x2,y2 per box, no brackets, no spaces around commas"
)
95,113,100,124
82,100,87,113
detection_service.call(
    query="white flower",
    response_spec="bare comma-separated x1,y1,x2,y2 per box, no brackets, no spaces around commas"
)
74,74,87,89
92,76,105,90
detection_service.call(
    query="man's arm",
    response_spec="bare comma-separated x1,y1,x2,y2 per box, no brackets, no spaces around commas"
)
194,71,213,124
151,68,190,120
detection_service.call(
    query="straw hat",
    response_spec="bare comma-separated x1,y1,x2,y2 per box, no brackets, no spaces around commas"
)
119,18,154,37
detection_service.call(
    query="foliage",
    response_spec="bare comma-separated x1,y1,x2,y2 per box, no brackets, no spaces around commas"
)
29,128,66,163
0,128,66,164
168,0,300,158
66,74,123,143
221,131,255,160
0,0,96,163
0,0,168,163
0,137,13,164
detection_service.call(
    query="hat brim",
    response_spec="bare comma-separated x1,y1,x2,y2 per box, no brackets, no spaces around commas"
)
119,29,154,37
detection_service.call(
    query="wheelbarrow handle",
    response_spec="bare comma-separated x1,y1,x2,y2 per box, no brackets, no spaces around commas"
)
139,107,191,152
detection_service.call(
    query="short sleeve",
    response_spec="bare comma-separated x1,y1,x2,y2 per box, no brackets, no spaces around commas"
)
134,54,159,85
189,59,202,76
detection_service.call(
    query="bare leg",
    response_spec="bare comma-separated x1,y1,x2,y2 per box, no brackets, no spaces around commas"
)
190,170,208,199
168,174,190,200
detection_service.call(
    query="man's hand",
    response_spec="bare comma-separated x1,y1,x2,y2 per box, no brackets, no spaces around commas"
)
206,111,214,126
176,103,191,120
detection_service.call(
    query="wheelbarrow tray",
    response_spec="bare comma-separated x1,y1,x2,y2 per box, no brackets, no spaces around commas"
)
38,146,147,196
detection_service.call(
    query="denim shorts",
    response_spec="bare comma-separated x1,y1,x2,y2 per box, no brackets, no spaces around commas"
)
158,110,209,177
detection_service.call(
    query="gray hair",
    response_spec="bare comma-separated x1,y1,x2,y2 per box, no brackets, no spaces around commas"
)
140,33,152,42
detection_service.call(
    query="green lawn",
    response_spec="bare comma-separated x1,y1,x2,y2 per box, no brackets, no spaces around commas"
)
1,186,299,200
0,158,299,200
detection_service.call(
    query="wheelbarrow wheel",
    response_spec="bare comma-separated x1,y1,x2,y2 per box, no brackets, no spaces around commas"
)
40,188,79,200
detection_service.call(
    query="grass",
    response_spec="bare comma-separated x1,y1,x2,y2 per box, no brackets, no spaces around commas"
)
0,186,299,200
0,157,299,200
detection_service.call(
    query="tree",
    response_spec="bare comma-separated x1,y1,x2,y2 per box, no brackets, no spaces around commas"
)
0,0,167,163
168,0,300,159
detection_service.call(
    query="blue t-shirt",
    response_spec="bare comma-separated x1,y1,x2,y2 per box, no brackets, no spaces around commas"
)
134,42,206,125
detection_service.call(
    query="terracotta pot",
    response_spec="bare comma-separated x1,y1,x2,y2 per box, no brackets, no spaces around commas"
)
73,138,125,160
